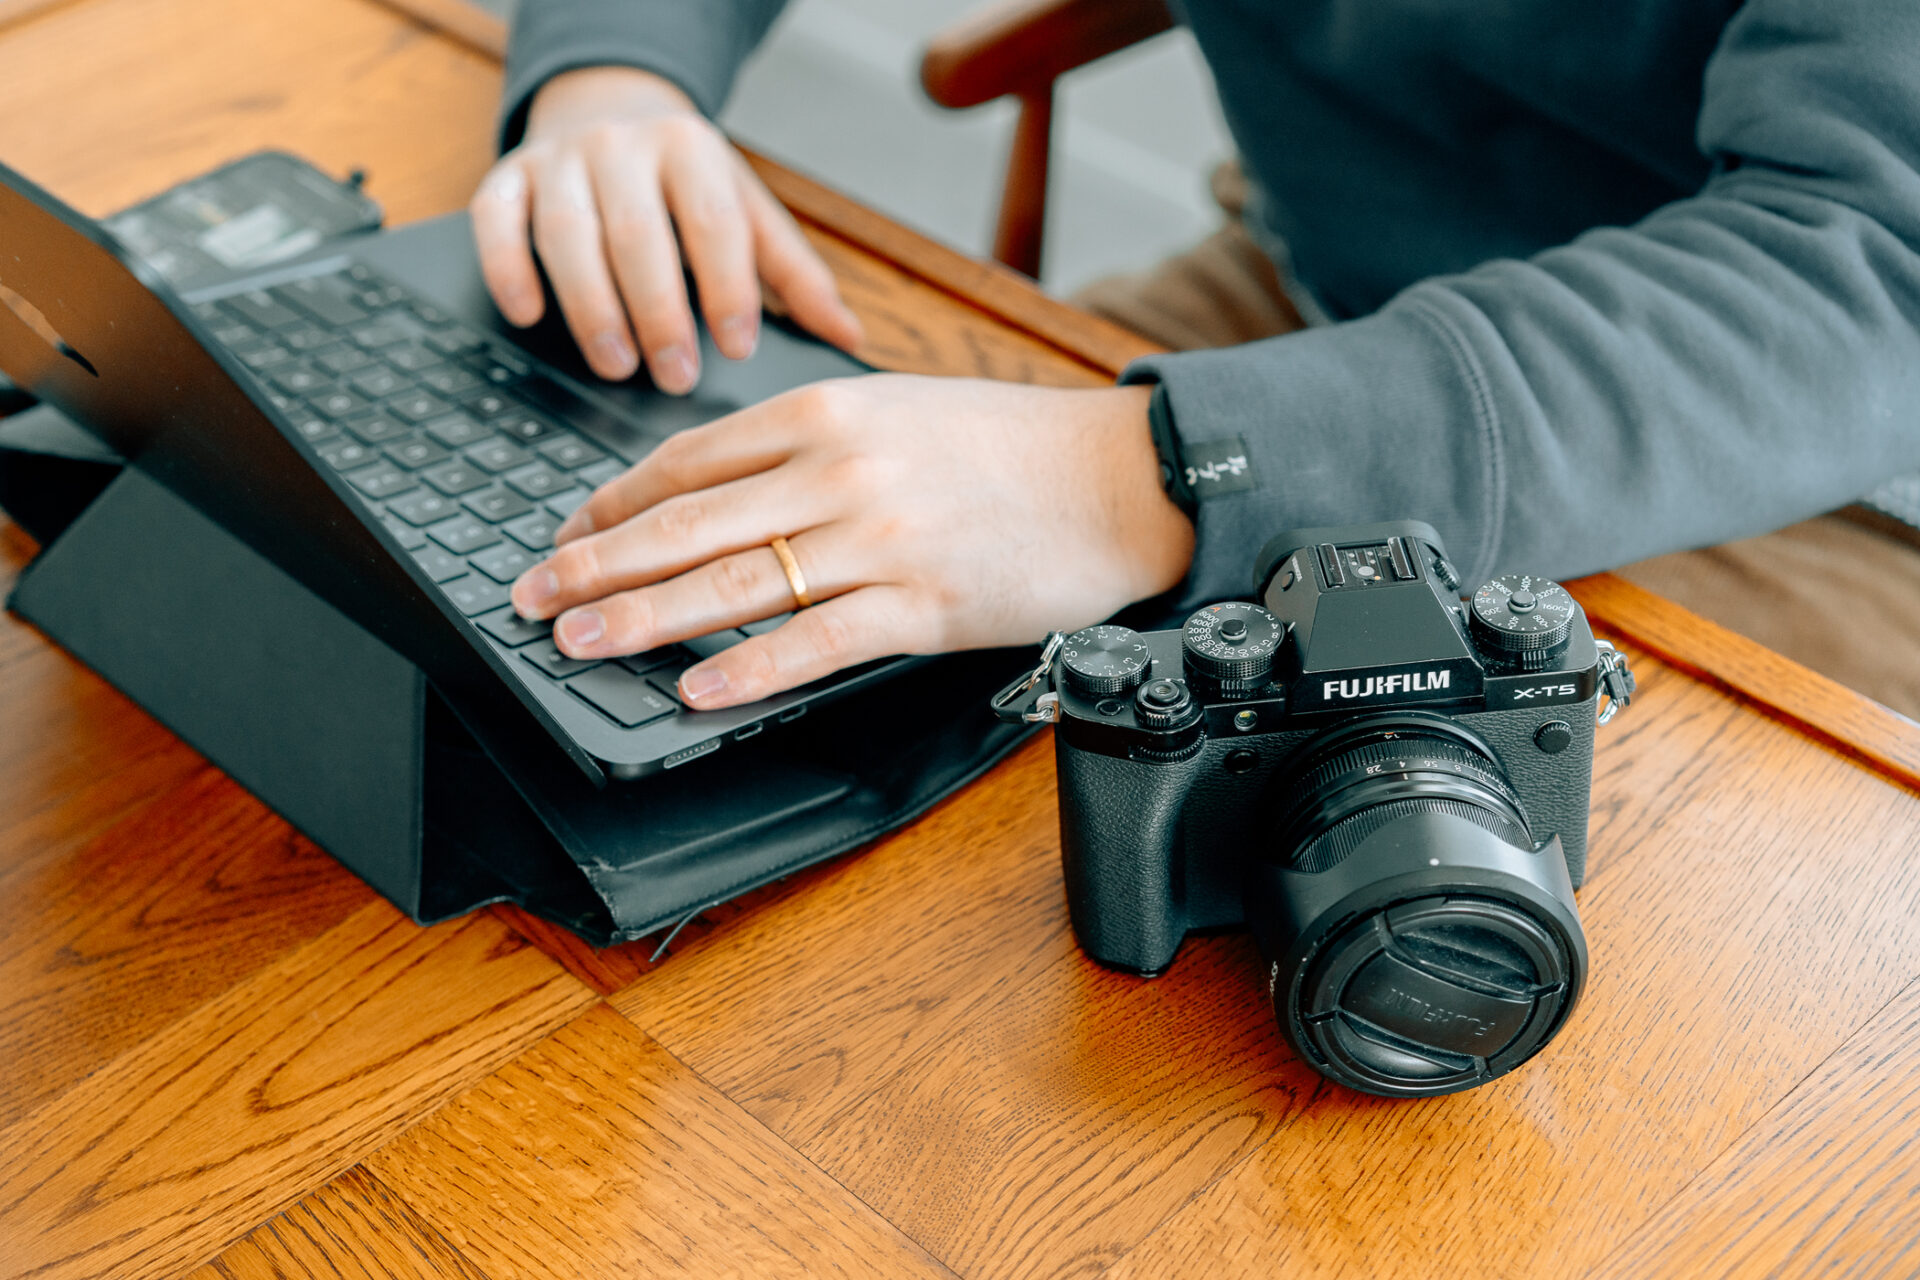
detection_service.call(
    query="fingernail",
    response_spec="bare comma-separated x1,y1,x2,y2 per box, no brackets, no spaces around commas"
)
654,343,698,393
681,665,728,704
557,608,604,650
594,332,638,379
717,314,758,359
554,509,594,542
513,567,559,616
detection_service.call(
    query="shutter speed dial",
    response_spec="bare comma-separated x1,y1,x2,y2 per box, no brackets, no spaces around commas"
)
1060,625,1153,696
1183,602,1285,693
1469,574,1576,670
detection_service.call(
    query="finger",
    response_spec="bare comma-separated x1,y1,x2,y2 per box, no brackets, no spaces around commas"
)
659,135,762,362
740,170,864,352
513,465,837,618
677,585,919,709
471,159,544,327
529,153,640,381
549,529,846,659
553,406,802,544
587,141,700,394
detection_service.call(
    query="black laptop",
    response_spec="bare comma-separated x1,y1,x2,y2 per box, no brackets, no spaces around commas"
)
0,161,910,781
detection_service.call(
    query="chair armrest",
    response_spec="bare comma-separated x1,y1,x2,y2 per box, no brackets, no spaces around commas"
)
921,0,1175,108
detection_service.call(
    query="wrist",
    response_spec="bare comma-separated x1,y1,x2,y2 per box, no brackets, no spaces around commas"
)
527,65,701,136
1089,385,1195,603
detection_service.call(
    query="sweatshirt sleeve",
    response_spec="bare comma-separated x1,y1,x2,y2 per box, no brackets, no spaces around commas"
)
1126,0,1920,608
500,0,791,148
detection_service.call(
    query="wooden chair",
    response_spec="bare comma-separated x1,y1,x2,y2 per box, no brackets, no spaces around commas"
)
920,0,1176,279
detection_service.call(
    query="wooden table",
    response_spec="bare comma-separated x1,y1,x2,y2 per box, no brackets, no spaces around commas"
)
3,1,1919,1276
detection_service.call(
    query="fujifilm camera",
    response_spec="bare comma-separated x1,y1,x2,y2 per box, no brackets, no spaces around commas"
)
993,521,1635,1097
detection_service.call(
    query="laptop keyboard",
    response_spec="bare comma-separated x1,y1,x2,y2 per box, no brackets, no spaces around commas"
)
193,264,782,738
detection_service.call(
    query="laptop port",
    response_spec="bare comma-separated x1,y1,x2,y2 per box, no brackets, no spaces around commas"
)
733,721,763,741
663,737,722,769
777,704,807,723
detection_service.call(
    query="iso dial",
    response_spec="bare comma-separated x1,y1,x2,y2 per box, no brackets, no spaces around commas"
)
1060,625,1153,696
1470,574,1576,670
1183,602,1285,693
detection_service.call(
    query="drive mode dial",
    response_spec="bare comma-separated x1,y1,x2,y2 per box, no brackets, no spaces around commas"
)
1469,574,1576,670
1183,602,1284,693
1060,625,1153,696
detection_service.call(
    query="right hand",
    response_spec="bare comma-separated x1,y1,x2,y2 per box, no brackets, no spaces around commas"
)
470,66,864,391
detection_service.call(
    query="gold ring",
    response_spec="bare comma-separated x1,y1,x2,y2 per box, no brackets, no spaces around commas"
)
769,535,813,608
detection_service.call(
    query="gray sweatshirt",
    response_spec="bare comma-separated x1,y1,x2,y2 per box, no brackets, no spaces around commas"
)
503,0,1920,607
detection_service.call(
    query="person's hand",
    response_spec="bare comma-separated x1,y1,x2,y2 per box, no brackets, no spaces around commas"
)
470,65,863,390
508,376,1194,709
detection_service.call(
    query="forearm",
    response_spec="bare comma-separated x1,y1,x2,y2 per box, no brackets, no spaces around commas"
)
500,0,790,147
1131,0,1920,605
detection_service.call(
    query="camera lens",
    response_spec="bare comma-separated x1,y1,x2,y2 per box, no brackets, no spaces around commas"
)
1249,719,1587,1097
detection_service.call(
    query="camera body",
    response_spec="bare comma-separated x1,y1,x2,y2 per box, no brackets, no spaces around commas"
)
1030,521,1629,1096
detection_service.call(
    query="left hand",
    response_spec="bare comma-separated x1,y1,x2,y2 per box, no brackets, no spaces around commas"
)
507,374,1194,710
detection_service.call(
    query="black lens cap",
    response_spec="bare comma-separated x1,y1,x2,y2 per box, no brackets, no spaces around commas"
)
1294,895,1575,1095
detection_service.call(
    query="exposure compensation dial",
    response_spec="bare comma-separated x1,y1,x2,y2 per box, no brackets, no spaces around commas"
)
1183,602,1285,694
1469,574,1576,670
1060,625,1153,696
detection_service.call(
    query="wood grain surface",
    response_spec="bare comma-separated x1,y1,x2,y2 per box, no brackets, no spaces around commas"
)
3,0,1920,1276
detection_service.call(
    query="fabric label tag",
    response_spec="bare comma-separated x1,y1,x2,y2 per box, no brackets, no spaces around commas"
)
1180,436,1257,499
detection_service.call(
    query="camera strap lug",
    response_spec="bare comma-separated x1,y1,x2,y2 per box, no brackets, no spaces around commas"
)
991,631,1066,724
1595,639,1636,725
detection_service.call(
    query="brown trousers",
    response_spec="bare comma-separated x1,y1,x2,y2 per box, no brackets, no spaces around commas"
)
1074,166,1920,719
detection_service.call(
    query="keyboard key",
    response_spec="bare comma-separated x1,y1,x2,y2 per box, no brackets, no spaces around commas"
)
411,544,466,583
568,664,677,728
503,461,569,499
390,391,452,423
385,438,451,471
422,366,482,397
345,461,413,499
268,363,327,396
349,365,408,398
466,437,530,473
426,513,500,554
316,346,374,375
273,278,370,328
467,347,531,384
267,392,294,411
424,413,488,447
207,319,258,348
475,606,550,648
388,487,457,524
288,416,337,444
645,675,687,707
471,541,538,582
503,510,562,550
537,434,608,470
282,325,339,353
462,390,518,418
237,345,293,371
545,488,592,518
317,438,378,471
346,413,410,445
381,514,427,550
740,613,791,637
681,629,748,660
308,389,372,420
443,576,511,617
522,640,601,679
385,343,443,372
578,457,625,488
350,320,412,349
464,486,534,523
422,460,491,496
493,412,559,442
408,299,455,328
426,327,487,356
616,645,685,675
223,290,303,330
